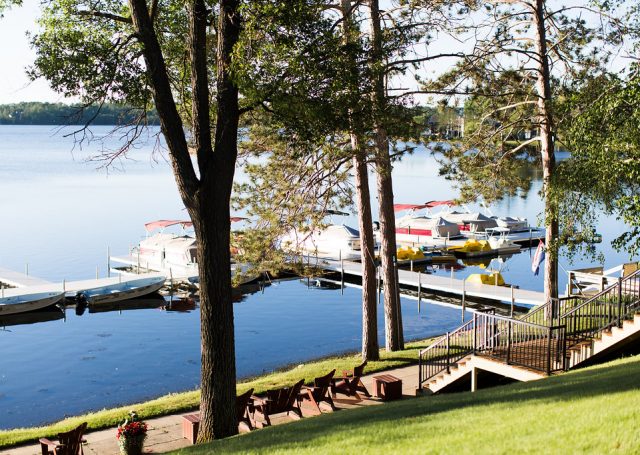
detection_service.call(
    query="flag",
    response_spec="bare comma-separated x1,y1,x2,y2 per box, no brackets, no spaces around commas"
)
532,240,545,276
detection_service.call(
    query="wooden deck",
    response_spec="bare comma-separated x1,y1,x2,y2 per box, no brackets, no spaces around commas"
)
305,256,545,306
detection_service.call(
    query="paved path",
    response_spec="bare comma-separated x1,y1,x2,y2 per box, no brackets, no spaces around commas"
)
1,365,421,454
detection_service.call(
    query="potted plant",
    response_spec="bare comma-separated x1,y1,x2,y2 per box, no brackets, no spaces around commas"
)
116,411,148,455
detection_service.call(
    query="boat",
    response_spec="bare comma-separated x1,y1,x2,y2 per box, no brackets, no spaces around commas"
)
76,276,166,305
466,272,506,286
110,219,255,284
0,291,65,315
280,224,362,260
393,203,462,245
86,294,167,313
483,227,522,254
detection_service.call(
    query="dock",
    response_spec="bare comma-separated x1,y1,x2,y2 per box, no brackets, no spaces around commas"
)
0,267,52,288
304,256,544,306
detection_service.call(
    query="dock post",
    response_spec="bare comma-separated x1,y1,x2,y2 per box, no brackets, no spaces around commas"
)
340,251,344,296
418,272,422,313
137,250,140,273
1,284,4,298
96,266,99,280
170,268,173,292
410,259,413,272
107,247,111,278
450,267,454,283
510,286,515,318
63,279,66,293
377,265,381,305
529,228,532,245
25,263,29,276
462,279,466,322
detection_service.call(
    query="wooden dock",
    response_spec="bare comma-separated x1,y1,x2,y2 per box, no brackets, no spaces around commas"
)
304,256,544,306
0,267,52,288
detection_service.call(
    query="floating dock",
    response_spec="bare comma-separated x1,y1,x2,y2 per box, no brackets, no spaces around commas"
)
303,256,544,306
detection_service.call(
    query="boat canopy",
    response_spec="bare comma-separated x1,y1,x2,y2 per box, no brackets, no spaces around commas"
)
424,200,455,208
394,200,455,212
394,203,430,212
145,220,193,232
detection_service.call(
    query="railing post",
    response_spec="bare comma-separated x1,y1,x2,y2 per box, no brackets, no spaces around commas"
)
506,321,511,365
473,313,477,354
446,331,450,374
418,353,423,389
618,277,623,328
547,326,553,375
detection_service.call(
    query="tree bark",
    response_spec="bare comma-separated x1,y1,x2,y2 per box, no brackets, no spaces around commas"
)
341,0,379,360
369,0,403,350
533,0,559,304
352,138,379,361
128,0,241,441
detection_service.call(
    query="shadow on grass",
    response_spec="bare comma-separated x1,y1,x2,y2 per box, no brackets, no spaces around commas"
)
176,355,640,454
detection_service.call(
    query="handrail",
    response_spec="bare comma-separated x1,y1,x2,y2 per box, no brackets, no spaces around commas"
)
559,269,640,346
418,311,566,389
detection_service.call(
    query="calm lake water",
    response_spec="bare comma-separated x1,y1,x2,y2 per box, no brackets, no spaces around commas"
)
0,125,635,429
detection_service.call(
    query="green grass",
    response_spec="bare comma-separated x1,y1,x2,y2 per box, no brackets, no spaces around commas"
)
0,338,435,449
174,354,640,455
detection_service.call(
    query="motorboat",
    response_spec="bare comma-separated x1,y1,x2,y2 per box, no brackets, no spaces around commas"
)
76,276,166,306
393,203,463,245
280,224,362,260
110,219,255,284
484,227,522,254
0,291,65,315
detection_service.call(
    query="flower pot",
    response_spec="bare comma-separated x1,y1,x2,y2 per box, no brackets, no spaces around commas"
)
118,434,146,455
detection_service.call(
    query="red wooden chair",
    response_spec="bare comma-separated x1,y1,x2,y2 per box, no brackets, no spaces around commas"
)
300,369,337,415
251,379,304,427
332,361,371,401
40,422,87,455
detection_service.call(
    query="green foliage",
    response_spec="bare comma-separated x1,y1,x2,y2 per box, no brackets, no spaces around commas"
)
0,102,159,125
559,73,640,257
233,112,353,275
0,0,21,17
176,354,640,454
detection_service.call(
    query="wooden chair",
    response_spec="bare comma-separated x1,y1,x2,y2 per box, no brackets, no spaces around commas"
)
331,361,371,401
40,422,87,455
300,369,337,415
237,388,255,432
251,379,304,427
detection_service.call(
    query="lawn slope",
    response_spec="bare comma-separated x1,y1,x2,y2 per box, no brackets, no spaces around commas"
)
175,355,640,454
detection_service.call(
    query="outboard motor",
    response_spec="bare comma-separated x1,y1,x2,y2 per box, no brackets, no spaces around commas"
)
372,221,380,232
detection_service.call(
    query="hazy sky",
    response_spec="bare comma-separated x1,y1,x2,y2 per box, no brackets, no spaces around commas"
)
0,0,64,104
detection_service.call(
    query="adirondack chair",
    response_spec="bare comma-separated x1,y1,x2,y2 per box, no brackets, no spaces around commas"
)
331,361,371,401
299,369,337,415
39,422,87,455
237,388,255,432
251,379,304,427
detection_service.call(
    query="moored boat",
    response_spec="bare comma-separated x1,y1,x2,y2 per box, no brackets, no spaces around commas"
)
280,224,362,260
0,291,65,315
76,276,167,305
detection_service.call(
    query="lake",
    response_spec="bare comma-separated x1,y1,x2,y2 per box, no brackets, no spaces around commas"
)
0,125,635,429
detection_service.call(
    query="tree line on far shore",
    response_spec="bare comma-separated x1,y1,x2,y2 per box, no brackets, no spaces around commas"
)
0,102,159,125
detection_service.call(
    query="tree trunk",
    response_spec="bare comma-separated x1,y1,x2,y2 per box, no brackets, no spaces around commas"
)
129,0,241,441
369,0,403,350
352,137,379,361
533,0,559,304
341,0,379,360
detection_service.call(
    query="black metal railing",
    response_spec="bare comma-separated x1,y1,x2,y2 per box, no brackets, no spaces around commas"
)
520,296,584,327
561,269,640,347
418,312,566,388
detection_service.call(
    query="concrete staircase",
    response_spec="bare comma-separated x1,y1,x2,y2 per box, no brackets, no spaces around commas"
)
418,270,640,394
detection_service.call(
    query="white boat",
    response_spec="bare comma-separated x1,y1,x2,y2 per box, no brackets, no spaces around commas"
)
0,291,65,315
492,216,529,232
110,219,256,284
393,203,462,245
76,276,166,305
484,227,522,254
280,224,362,260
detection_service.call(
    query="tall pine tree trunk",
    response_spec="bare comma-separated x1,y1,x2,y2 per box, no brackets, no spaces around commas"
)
533,0,559,304
341,0,379,360
352,139,379,360
369,0,403,350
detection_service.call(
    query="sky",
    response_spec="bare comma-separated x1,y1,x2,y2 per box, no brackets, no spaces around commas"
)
0,0,64,104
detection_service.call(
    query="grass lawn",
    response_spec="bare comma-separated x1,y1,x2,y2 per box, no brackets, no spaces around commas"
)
0,338,434,449
174,354,640,454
